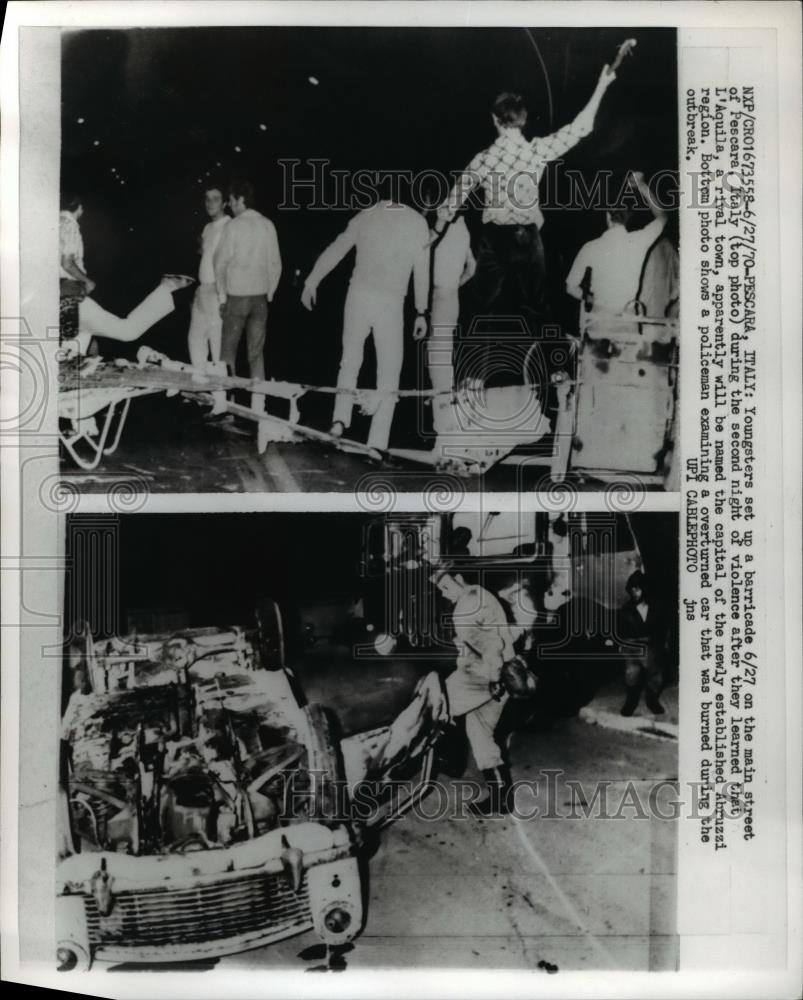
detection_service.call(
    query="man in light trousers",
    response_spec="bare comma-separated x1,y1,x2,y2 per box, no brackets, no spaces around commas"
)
302,199,429,451
432,565,517,817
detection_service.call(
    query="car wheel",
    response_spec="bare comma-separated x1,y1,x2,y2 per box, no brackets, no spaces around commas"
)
253,598,285,670
303,703,347,825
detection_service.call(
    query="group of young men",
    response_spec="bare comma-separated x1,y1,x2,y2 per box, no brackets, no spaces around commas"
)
58,51,677,819
61,52,677,458
190,54,676,453
65,50,676,450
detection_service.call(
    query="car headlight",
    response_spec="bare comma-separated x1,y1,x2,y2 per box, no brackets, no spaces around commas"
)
374,632,396,656
56,940,90,972
57,947,78,972
323,906,352,935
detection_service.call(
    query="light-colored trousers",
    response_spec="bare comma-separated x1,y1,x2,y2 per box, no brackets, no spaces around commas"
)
187,283,222,367
333,286,404,451
446,665,507,771
426,286,459,437
76,285,174,354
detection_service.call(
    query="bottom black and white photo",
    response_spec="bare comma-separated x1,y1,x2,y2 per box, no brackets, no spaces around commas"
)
56,510,679,973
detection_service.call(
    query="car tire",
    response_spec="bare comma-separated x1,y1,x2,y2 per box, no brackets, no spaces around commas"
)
303,703,347,825
253,598,286,670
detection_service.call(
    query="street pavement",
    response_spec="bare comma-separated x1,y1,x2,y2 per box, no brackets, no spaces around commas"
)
226,701,678,972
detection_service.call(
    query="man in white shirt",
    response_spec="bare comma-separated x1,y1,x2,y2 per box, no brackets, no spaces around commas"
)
435,62,617,337
214,179,282,411
427,211,476,440
301,200,429,452
566,171,669,318
187,185,229,368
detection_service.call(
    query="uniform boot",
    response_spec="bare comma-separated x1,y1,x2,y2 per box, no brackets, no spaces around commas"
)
435,719,467,778
469,766,514,818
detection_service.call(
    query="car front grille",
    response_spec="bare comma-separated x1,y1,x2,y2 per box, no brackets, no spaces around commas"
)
84,868,311,948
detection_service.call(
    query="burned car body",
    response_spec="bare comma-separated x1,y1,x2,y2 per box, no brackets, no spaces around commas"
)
58,616,447,969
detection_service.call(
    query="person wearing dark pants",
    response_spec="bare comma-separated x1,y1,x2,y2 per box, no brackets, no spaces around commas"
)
619,570,666,716
434,62,618,339
471,221,547,340
214,178,282,412
221,294,269,381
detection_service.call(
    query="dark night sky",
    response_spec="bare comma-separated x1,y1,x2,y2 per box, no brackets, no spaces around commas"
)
64,513,679,639
61,26,677,379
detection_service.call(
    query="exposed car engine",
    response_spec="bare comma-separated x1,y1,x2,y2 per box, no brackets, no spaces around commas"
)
64,628,321,857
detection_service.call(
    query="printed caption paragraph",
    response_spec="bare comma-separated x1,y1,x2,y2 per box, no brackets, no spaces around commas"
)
684,84,758,851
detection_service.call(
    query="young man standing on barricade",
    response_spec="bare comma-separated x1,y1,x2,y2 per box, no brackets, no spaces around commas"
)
565,169,672,323
214,178,282,413
188,183,229,370
424,192,476,445
433,61,618,339
301,194,430,452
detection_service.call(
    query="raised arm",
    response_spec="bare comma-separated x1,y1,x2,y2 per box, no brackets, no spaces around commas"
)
628,170,667,225
301,216,359,310
537,63,618,162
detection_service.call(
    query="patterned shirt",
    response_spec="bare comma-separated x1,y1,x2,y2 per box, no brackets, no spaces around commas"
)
59,210,85,279
441,113,595,228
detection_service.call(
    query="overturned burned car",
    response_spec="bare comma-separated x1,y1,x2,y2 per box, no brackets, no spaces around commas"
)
57,609,447,970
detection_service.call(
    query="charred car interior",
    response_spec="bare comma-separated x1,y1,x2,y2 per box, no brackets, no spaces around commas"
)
58,612,447,970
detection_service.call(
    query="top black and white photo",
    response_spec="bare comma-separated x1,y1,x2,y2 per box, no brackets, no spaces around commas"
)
57,25,679,493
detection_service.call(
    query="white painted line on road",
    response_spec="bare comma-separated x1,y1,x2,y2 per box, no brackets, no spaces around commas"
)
511,815,619,969
578,705,679,741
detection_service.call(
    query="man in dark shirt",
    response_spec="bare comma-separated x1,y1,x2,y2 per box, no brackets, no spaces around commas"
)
619,570,666,716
